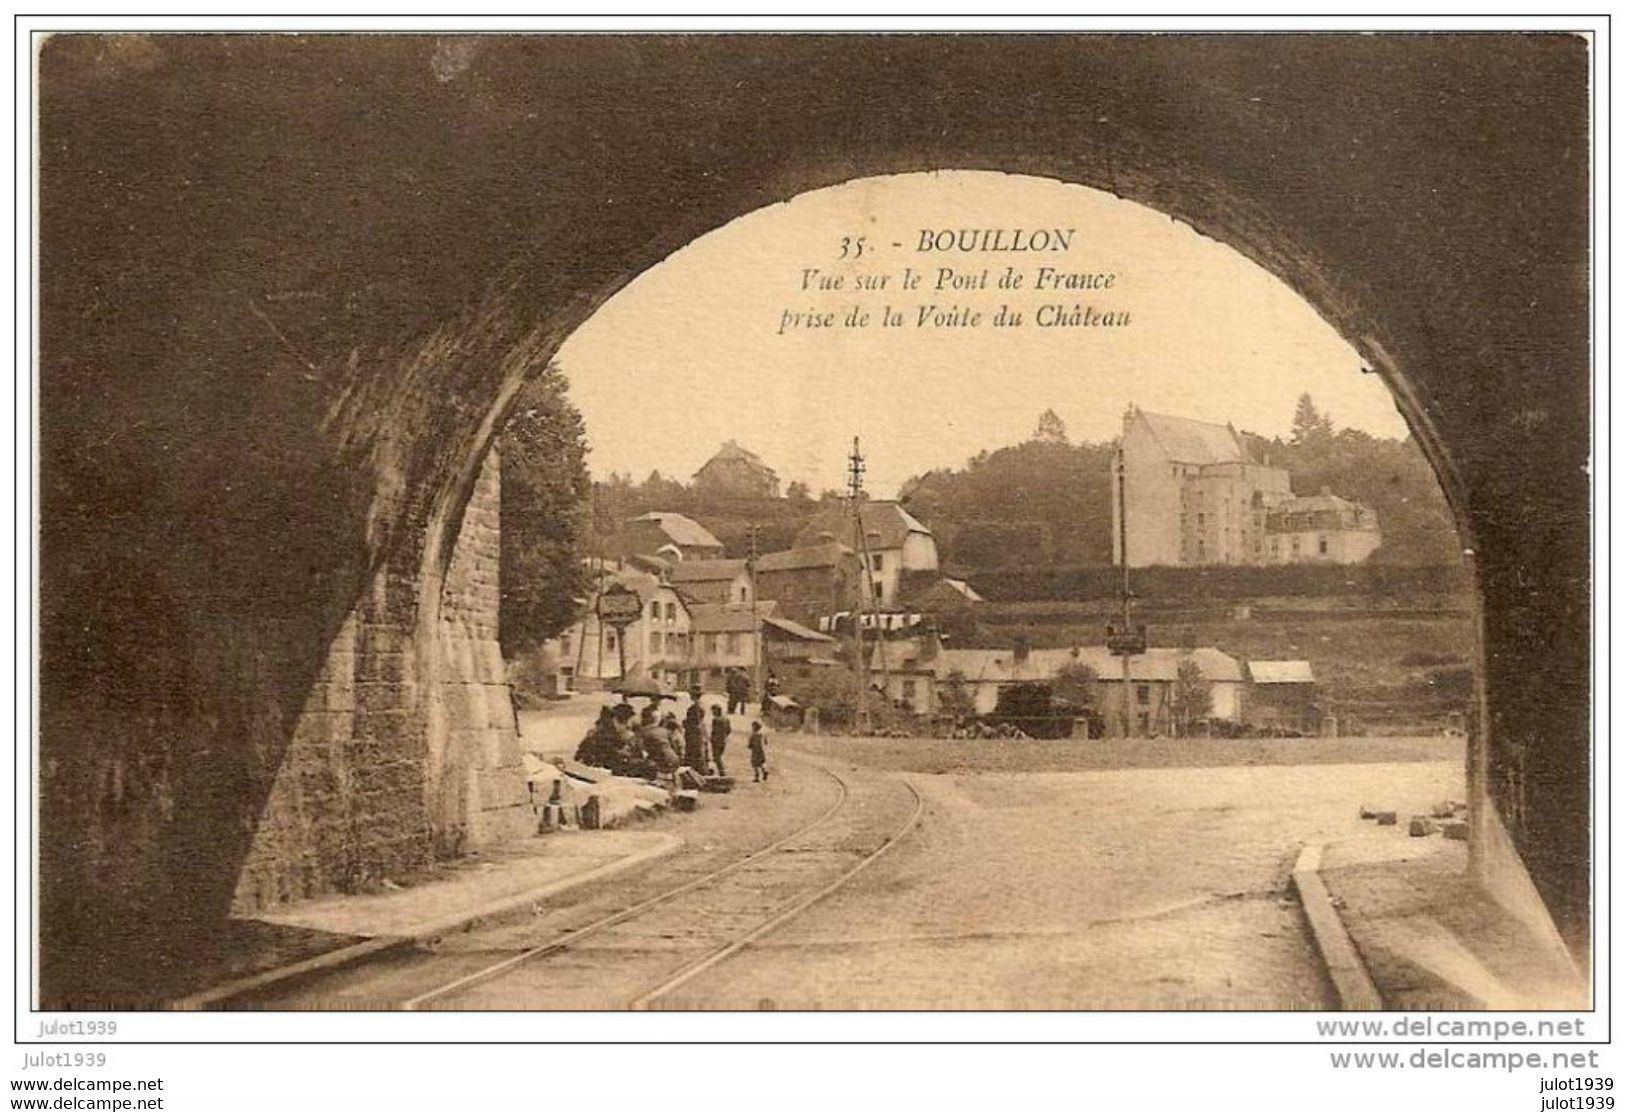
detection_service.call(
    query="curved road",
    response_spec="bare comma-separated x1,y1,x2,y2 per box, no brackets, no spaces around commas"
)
244,739,1461,1010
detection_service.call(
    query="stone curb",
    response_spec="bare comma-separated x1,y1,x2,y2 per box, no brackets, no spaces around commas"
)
170,833,683,1010
1291,843,1384,1011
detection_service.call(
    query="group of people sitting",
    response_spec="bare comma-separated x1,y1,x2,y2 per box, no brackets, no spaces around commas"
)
574,691,770,784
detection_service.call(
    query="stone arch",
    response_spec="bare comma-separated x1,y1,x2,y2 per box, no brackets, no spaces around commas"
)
37,34,1588,1004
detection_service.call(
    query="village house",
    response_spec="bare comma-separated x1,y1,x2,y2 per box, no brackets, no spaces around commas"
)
692,440,781,498
551,563,692,691
1244,660,1320,733
1112,406,1381,567
623,511,725,562
761,614,841,683
666,557,755,606
793,499,939,609
902,574,985,609
752,540,862,626
870,636,1246,735
898,572,984,637
1264,493,1382,564
687,601,774,689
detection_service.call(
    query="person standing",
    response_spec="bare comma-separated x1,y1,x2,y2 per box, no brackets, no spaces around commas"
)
709,704,732,776
683,692,709,773
748,721,769,782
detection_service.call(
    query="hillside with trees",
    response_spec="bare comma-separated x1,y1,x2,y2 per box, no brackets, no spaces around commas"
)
899,410,1117,567
899,399,1461,575
496,390,1463,658
1237,395,1462,566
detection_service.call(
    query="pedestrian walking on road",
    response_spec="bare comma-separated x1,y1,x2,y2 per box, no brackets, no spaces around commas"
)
709,704,732,776
725,669,751,715
748,720,769,782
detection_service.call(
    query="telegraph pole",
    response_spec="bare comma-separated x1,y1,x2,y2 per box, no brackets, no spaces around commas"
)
848,438,870,734
1108,446,1145,738
746,522,764,707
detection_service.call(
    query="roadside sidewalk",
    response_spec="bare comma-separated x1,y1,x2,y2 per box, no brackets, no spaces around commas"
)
1318,828,1588,1010
174,829,679,1008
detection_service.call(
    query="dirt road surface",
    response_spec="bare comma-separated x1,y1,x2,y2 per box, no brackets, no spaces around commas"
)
248,729,1460,1010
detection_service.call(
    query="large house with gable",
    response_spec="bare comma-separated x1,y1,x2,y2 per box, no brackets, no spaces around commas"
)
1112,406,1381,567
792,499,940,610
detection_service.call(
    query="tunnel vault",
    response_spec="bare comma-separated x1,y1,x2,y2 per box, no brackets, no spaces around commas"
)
36,34,1590,1005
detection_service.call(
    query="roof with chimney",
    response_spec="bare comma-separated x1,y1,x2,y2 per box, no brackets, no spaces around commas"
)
1248,660,1315,684
595,567,683,608
693,440,777,481
793,500,934,551
899,572,985,608
755,541,854,573
872,642,1243,684
630,511,723,550
1272,493,1360,514
1131,409,1250,466
665,558,749,584
688,601,777,633
760,615,836,642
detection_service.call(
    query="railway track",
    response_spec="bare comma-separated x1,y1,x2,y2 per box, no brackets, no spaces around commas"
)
406,762,922,1010
239,758,923,1010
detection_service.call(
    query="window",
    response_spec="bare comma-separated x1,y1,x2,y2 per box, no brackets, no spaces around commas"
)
649,600,659,619
1318,536,1329,555
651,631,663,653
605,630,617,652
738,585,748,603
560,633,572,655
872,553,884,572
726,632,740,654
903,679,918,699
1136,684,1151,706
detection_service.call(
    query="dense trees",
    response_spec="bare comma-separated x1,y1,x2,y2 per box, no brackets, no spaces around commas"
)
1033,408,1070,444
1169,659,1213,735
498,364,592,656
1241,420,1462,565
1291,392,1335,445
1051,661,1099,710
904,403,1459,572
581,402,1458,579
900,435,1117,567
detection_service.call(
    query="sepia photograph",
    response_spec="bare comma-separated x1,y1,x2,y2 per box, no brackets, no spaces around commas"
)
21,19,1603,1083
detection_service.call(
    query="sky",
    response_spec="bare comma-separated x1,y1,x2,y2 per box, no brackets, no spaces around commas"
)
555,170,1410,497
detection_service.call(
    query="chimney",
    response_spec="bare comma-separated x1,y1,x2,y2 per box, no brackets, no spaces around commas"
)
923,625,943,661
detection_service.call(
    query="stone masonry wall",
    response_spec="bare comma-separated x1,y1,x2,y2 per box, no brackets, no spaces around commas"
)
232,451,528,914
429,448,532,854
232,570,434,913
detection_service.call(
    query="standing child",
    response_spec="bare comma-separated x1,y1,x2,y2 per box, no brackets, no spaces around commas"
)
748,721,769,782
